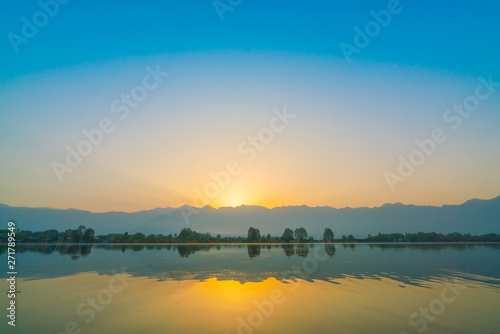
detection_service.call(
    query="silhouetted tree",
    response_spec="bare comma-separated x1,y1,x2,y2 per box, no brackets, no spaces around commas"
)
44,229,59,242
132,232,146,241
323,228,334,242
247,227,261,242
294,227,308,242
71,225,86,243
281,228,294,242
178,228,195,242
70,225,87,243
83,228,95,243
122,232,129,242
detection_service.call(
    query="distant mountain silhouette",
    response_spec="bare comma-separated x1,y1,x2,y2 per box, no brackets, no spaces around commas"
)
1,196,499,237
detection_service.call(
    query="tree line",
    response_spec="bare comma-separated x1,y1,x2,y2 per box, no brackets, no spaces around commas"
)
1,227,499,244
0,225,95,243
365,231,500,242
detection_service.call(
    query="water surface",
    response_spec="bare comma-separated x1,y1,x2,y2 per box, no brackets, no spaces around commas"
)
1,243,499,333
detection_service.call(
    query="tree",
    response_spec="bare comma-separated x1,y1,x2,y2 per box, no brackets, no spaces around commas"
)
44,229,59,242
348,234,355,242
71,225,86,243
132,232,146,241
254,228,261,241
323,228,334,242
178,228,194,242
294,227,308,242
247,227,261,242
17,231,28,242
281,228,294,242
83,228,95,242
61,229,72,242
71,229,79,242
341,235,347,242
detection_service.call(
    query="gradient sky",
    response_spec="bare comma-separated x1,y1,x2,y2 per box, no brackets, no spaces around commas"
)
1,0,499,212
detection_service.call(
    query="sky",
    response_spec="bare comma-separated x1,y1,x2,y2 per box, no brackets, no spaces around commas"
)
1,0,499,212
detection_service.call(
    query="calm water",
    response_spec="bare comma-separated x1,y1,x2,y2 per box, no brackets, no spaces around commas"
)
1,243,499,333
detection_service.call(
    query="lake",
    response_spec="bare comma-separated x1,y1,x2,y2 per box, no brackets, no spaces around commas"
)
1,243,499,333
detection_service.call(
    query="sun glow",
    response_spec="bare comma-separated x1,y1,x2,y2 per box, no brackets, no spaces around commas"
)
188,277,285,306
221,192,246,208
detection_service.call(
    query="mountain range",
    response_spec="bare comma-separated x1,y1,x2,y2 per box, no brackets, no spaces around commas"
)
1,196,499,238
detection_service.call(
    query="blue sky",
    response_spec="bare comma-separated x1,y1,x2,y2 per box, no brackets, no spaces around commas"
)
1,0,499,211
1,0,499,81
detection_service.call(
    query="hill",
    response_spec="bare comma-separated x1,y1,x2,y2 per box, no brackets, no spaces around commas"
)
1,196,499,238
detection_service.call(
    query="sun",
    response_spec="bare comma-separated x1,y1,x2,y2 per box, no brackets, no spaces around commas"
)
221,192,246,208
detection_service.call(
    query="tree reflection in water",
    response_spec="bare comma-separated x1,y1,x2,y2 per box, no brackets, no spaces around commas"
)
281,244,295,257
325,244,336,257
295,244,309,257
247,244,261,259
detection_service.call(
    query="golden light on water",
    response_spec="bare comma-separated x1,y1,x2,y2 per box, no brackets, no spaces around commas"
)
178,277,286,317
3,272,500,333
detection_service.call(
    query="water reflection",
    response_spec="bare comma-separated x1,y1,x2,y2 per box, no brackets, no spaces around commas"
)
295,244,309,257
247,244,261,258
2,243,499,334
325,244,336,256
0,244,93,260
2,271,499,334
343,243,356,250
9,242,493,259
281,244,294,257
175,244,214,258
368,243,485,252
2,243,500,288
